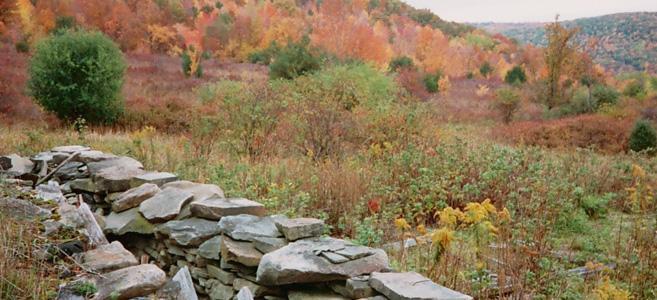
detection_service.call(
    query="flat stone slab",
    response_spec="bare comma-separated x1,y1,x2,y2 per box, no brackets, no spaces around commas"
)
235,287,254,300
171,266,199,300
330,275,377,298
207,264,235,285
139,187,194,222
221,236,263,267
82,241,138,273
288,287,349,300
369,272,473,300
218,214,285,241
209,281,234,300
87,156,144,175
252,237,288,254
0,197,52,220
199,236,223,260
191,196,266,220
76,150,118,163
93,164,146,193
275,218,324,241
112,183,160,212
130,172,178,188
156,218,221,246
256,237,389,286
36,181,65,202
0,154,34,177
53,161,86,181
51,145,91,153
104,207,155,235
162,180,225,201
96,264,167,299
69,178,101,194
233,278,281,298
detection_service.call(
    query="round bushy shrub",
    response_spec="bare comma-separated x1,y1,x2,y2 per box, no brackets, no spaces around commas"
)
388,56,415,73
591,84,620,108
269,38,320,80
504,66,527,85
28,30,126,124
629,119,657,154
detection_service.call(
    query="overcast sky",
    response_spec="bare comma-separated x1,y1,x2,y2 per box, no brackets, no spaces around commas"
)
404,0,657,23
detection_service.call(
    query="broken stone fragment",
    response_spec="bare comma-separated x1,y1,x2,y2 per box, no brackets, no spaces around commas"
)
81,241,138,273
221,236,263,267
252,236,288,254
75,150,118,163
198,236,223,260
235,287,255,300
162,180,225,201
288,287,350,300
139,187,194,222
171,266,199,300
104,207,155,235
330,275,378,298
207,264,236,285
0,197,52,220
156,218,221,246
92,165,146,193
218,214,285,241
369,272,473,300
275,218,324,241
256,237,389,286
191,196,266,220
36,181,65,202
95,264,167,299
233,278,282,298
51,145,91,153
69,178,101,194
209,281,234,300
0,154,35,177
112,183,160,212
130,172,178,188
53,161,86,181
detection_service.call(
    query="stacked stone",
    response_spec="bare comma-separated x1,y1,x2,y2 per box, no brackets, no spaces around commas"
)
1,146,473,300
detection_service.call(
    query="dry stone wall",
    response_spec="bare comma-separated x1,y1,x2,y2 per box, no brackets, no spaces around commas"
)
0,146,473,300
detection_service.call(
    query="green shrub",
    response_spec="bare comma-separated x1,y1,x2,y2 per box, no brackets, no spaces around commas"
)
70,281,97,297
388,56,415,73
15,38,29,53
623,79,646,98
181,49,202,77
52,16,76,34
591,84,620,108
479,62,493,78
269,37,321,80
580,194,611,218
422,72,441,93
494,88,521,123
629,119,657,154
28,30,126,124
504,66,527,85
248,41,281,65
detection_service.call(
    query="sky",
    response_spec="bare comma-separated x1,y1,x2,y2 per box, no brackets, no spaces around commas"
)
404,0,657,23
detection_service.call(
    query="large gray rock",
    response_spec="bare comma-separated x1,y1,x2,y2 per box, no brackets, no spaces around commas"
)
162,181,225,200
36,181,65,202
96,264,166,299
0,197,51,220
275,218,324,241
209,281,234,300
207,264,235,285
51,145,91,153
139,187,194,222
53,161,86,181
191,196,266,220
81,241,138,273
92,165,146,193
69,178,101,194
156,218,221,246
0,154,34,177
235,287,254,300
221,236,263,267
130,172,178,188
104,207,155,235
218,214,285,241
256,237,389,286
112,183,160,212
369,272,473,300
288,287,349,300
252,237,288,254
233,279,282,298
199,236,223,260
75,150,117,163
330,275,377,298
87,156,143,175
171,266,198,300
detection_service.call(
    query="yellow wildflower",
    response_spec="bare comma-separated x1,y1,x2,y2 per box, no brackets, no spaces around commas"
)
482,220,498,236
498,207,511,222
436,207,464,227
431,227,454,249
416,224,427,235
631,164,646,179
394,218,411,231
591,277,630,300
463,202,488,224
481,198,497,214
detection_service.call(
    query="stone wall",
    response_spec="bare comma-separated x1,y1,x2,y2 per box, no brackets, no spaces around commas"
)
1,146,473,300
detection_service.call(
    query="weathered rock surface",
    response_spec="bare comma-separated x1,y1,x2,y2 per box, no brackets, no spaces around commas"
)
171,266,199,300
330,275,377,298
198,236,223,260
288,287,349,300
81,241,138,273
51,145,91,153
0,154,34,177
53,161,86,181
96,264,166,299
130,172,178,188
156,218,221,246
75,150,117,163
191,196,266,220
112,183,160,212
235,287,255,300
221,236,263,267
162,181,225,201
0,197,51,219
36,181,65,202
207,264,235,285
139,187,194,222
369,272,473,300
209,281,234,300
252,237,288,254
93,165,146,193
69,178,101,194
275,218,324,241
233,278,281,298
256,237,389,285
87,156,143,175
104,207,155,235
218,214,285,241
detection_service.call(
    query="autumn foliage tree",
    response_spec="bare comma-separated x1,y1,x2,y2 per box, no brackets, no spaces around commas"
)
544,17,579,108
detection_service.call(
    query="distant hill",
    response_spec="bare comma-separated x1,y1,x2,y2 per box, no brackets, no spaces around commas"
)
476,12,657,73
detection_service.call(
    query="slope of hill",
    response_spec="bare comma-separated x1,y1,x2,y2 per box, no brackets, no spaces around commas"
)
476,12,657,72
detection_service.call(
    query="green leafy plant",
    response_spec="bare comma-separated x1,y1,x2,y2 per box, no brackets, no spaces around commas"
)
505,65,527,85
623,79,646,99
70,281,97,297
479,62,493,78
494,87,521,123
269,37,321,80
388,56,415,73
423,71,442,93
28,30,126,124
